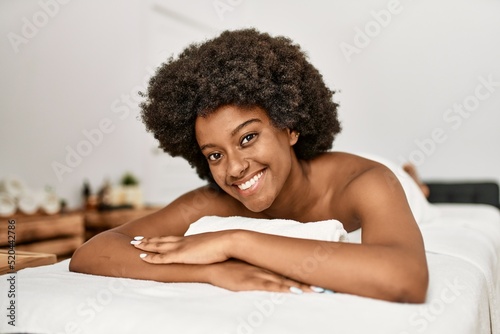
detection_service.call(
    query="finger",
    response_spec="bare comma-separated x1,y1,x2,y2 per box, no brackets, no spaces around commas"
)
131,236,183,252
274,276,326,294
132,241,177,253
132,235,183,244
283,283,321,294
279,278,313,294
256,274,311,294
138,252,177,264
288,282,329,294
146,236,184,243
256,279,307,294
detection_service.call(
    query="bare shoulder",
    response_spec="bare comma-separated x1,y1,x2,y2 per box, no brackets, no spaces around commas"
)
309,152,411,229
313,152,396,188
310,152,386,197
333,154,420,244
312,151,378,173
115,185,259,238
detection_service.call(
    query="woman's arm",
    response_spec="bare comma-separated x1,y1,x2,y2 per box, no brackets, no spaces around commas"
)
135,167,429,303
71,230,311,292
69,186,219,280
234,167,429,302
69,186,311,293
70,229,211,282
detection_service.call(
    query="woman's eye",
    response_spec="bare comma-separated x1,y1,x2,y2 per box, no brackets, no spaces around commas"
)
207,153,222,161
241,133,257,145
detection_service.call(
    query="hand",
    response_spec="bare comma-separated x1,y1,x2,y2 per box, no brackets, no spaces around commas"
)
131,231,234,265
207,259,314,294
132,235,323,294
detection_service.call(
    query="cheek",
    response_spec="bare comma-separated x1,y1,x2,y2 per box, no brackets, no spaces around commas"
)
209,165,226,186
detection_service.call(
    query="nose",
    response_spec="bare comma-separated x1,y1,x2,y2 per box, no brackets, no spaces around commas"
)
227,152,249,178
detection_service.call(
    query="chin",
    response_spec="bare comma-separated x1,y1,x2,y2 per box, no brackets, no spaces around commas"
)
242,197,274,213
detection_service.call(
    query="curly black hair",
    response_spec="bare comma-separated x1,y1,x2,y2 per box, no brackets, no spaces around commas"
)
140,28,341,185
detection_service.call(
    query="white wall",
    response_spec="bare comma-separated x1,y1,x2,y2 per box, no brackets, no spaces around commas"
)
1,0,152,208
1,0,499,209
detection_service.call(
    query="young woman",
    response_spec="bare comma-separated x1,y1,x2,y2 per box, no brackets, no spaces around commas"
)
70,29,428,303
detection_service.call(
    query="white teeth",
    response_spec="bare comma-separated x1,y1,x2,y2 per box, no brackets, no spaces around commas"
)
237,171,263,190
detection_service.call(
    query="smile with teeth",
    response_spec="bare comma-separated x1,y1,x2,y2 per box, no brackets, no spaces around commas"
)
236,171,264,190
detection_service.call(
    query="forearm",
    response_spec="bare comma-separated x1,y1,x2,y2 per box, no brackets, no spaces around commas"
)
69,231,210,283
230,231,428,302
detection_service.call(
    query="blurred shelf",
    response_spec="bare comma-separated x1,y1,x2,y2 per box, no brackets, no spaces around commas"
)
84,207,161,240
0,212,84,260
0,250,57,274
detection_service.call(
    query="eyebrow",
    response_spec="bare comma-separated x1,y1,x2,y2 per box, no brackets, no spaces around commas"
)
200,118,262,152
230,118,262,136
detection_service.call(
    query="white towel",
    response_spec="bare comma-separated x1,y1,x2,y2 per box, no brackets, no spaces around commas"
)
0,175,26,198
185,216,349,242
17,188,40,215
0,193,16,217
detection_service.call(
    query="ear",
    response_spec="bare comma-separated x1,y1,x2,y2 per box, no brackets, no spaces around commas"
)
287,129,300,146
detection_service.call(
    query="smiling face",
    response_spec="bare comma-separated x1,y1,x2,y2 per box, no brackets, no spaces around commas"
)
195,105,299,212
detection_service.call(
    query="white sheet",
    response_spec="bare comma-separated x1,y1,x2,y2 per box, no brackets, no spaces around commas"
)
0,204,499,334
420,204,500,333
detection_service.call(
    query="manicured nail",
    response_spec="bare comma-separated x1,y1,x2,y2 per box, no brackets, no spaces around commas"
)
324,289,335,294
310,286,325,293
139,253,147,259
289,287,303,294
130,240,141,245
134,236,144,241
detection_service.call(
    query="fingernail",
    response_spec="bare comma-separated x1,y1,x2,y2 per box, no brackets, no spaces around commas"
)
139,253,147,259
130,240,141,245
324,289,335,294
310,286,325,293
289,287,303,294
134,236,144,241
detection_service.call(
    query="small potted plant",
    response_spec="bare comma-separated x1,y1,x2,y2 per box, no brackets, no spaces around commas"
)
120,172,143,209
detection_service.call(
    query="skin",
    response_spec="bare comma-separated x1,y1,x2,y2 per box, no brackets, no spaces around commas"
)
403,163,430,198
70,105,429,303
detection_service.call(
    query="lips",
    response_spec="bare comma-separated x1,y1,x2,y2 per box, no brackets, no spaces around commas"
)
235,170,264,190
230,168,271,211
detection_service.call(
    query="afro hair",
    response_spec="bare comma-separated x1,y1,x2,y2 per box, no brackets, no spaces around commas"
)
140,28,341,184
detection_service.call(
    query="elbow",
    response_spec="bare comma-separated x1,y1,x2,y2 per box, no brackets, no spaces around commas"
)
395,280,428,304
391,265,429,304
69,244,88,274
69,231,133,278
69,237,102,275
367,254,429,303
69,230,114,275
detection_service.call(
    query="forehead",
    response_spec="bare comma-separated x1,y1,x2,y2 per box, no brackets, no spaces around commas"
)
195,105,271,139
